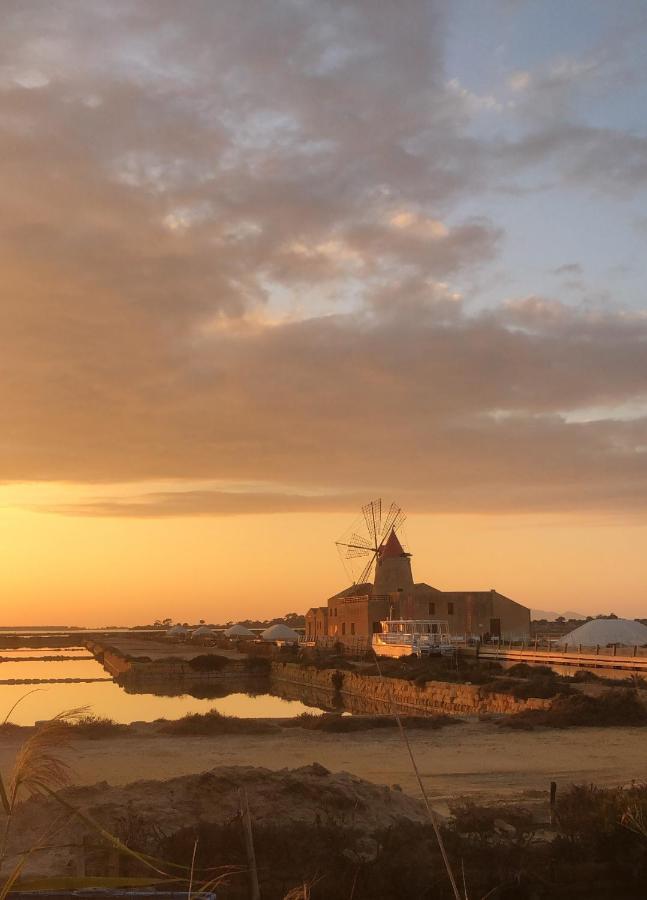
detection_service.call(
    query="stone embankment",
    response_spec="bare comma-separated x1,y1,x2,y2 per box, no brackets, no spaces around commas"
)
85,641,248,682
271,662,552,717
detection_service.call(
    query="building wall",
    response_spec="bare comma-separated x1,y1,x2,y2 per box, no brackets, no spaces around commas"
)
490,592,531,639
321,588,530,645
326,594,391,641
407,590,530,640
305,606,328,641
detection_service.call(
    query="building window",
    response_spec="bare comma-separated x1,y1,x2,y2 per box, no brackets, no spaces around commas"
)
428,601,435,615
351,623,355,636
341,622,346,636
447,601,454,615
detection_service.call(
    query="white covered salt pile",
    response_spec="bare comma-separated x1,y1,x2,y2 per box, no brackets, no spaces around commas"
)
558,618,647,648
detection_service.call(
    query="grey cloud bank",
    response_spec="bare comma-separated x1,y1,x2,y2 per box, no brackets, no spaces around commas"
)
2,1,647,515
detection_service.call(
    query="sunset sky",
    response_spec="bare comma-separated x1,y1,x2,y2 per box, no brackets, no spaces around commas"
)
2,1,647,625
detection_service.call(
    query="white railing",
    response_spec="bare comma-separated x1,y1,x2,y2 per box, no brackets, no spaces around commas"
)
374,633,451,648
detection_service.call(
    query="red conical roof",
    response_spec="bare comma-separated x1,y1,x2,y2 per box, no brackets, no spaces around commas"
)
379,528,406,558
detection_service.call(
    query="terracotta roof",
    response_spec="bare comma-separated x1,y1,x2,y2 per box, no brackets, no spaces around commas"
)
379,528,406,558
328,583,373,600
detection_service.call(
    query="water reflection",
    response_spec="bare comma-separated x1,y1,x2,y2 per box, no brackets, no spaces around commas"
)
0,650,326,724
0,647,89,655
0,660,108,681
0,680,324,725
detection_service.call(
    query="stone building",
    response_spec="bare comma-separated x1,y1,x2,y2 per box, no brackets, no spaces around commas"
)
305,529,530,644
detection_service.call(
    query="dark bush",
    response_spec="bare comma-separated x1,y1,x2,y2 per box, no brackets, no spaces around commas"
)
159,709,278,735
450,799,537,845
66,715,128,739
570,669,601,683
186,654,230,672
502,688,647,729
506,663,555,679
245,656,272,675
511,677,570,700
278,712,457,732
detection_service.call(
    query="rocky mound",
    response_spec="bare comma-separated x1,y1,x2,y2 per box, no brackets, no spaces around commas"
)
6,764,427,878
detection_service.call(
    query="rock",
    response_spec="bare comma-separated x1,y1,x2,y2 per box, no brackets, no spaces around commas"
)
342,837,379,863
493,818,516,836
300,762,330,777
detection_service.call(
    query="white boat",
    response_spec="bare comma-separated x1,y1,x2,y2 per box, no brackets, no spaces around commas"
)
372,619,454,658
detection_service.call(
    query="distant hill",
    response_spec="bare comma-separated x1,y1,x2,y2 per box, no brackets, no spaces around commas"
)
531,609,587,621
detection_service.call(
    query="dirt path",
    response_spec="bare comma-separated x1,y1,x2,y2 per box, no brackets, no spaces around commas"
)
2,721,645,803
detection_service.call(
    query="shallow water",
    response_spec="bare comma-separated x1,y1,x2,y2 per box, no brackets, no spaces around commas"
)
0,647,90,655
0,659,108,681
0,648,324,725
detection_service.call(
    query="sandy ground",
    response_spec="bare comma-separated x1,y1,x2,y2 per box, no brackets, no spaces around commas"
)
1,721,645,805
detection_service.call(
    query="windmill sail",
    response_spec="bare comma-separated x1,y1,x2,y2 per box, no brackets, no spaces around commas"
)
336,499,406,585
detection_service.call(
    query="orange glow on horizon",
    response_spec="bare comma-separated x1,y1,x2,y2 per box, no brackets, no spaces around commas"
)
1,487,646,625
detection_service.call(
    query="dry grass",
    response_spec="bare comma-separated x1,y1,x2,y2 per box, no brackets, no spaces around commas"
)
0,702,240,896
0,705,88,872
7,707,87,805
278,712,457,732
158,710,278,735
64,715,129,739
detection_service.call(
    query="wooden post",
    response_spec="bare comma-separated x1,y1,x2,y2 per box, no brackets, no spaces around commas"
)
634,645,638,658
239,788,261,900
550,781,557,826
75,840,86,877
596,644,599,655
613,644,617,657
107,845,120,877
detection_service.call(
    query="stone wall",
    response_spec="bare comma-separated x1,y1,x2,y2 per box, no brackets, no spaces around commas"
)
271,662,552,717
86,644,133,679
86,640,247,682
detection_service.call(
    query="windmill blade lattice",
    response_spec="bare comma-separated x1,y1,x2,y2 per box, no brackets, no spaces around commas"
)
335,498,406,585
341,533,373,558
362,499,382,548
380,503,406,541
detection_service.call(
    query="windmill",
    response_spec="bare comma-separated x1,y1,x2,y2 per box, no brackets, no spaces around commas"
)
336,499,406,585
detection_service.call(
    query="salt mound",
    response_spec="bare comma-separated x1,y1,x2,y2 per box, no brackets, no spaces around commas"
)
224,622,255,637
261,623,299,642
558,618,647,647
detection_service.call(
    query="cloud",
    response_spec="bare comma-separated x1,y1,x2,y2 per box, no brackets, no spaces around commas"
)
507,70,530,93
2,1,647,517
10,293,647,515
553,263,583,276
40,488,360,518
